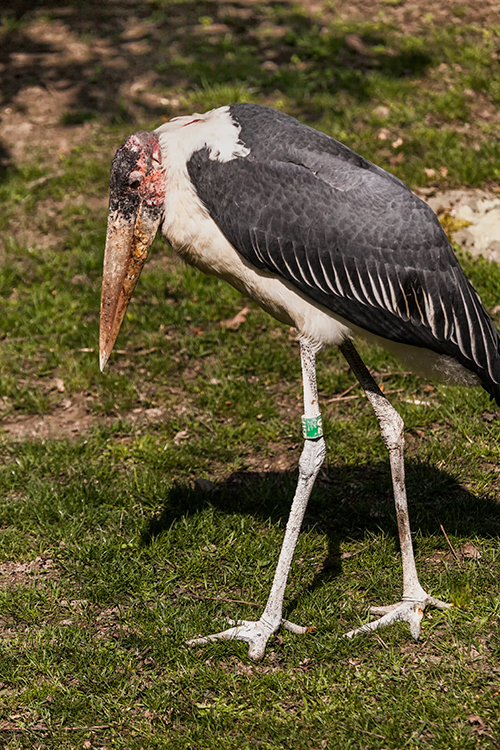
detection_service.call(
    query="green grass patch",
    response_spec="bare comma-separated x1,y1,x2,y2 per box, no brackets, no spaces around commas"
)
0,247,499,748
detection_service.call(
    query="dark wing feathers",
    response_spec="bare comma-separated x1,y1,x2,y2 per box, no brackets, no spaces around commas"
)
230,102,408,194
186,103,500,403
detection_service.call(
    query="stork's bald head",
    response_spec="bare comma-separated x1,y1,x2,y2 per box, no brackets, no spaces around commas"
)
99,131,166,371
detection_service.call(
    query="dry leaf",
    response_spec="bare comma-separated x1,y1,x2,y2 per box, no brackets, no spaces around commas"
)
220,306,251,330
468,714,487,732
173,430,189,445
460,541,482,560
483,412,497,423
55,377,65,393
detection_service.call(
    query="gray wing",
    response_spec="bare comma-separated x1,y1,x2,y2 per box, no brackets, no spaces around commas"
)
186,104,500,402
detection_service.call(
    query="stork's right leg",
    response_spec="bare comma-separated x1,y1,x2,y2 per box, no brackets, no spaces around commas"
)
339,340,451,639
187,338,325,660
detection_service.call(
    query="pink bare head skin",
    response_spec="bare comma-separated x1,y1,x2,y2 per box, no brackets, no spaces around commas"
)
108,131,165,215
99,131,166,371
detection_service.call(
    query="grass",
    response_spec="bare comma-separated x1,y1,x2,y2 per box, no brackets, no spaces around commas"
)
0,0,500,748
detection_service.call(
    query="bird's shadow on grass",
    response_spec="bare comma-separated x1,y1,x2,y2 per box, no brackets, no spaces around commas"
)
142,459,500,608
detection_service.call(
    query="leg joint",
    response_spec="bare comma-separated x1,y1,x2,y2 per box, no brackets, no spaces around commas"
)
299,437,326,480
371,393,404,452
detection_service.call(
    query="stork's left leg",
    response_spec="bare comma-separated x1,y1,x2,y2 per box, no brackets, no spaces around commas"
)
339,340,451,639
187,338,325,660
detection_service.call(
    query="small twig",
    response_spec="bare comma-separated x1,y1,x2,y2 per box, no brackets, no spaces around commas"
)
439,523,461,564
26,170,64,190
111,347,159,356
339,539,378,559
325,393,362,403
137,645,152,659
374,632,389,649
325,381,359,402
64,725,112,732
197,417,216,434
378,371,413,378
378,388,404,397
326,388,404,404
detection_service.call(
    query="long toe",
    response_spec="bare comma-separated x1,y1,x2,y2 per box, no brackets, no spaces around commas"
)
345,593,452,640
187,617,309,661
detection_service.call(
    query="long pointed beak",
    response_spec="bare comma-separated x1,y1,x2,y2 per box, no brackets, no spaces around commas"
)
99,204,161,371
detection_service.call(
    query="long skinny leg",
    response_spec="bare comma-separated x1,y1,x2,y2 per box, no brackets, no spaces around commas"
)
187,338,326,660
339,340,451,639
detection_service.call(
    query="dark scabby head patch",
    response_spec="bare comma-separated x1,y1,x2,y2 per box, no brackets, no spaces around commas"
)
109,131,165,218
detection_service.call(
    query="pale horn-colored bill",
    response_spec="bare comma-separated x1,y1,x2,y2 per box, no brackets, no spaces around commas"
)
99,205,161,371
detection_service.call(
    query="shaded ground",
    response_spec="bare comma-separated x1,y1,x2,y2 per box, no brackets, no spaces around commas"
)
2,0,500,165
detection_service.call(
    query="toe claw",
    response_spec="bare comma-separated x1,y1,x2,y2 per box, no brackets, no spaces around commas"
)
187,616,310,659
345,592,450,640
409,605,424,640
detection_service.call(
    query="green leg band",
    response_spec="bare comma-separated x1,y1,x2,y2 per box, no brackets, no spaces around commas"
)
302,414,323,439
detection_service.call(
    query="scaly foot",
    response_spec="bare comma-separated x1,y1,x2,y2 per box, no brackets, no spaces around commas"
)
345,593,452,640
187,618,310,661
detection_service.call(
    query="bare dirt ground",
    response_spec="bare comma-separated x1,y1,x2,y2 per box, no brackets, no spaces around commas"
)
0,394,169,440
1,0,499,441
0,555,57,590
424,189,500,264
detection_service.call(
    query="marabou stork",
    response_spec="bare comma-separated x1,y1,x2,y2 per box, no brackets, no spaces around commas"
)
99,103,500,661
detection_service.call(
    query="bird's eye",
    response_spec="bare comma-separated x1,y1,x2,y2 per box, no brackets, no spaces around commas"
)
128,171,143,189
